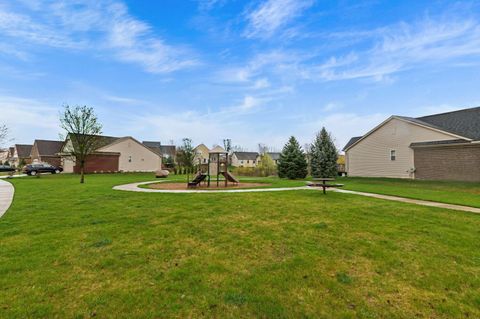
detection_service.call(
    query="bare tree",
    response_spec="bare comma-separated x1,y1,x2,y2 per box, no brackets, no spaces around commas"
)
60,105,103,184
0,125,8,147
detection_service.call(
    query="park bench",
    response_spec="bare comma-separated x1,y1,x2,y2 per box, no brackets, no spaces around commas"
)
307,177,344,194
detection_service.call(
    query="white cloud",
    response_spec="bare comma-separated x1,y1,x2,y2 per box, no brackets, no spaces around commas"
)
0,96,60,143
316,18,480,81
243,0,314,39
0,1,197,73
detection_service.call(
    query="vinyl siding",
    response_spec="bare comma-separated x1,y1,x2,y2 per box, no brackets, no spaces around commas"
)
346,118,457,178
99,138,161,172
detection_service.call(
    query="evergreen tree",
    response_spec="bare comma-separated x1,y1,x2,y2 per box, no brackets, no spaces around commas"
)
278,136,308,179
310,127,338,178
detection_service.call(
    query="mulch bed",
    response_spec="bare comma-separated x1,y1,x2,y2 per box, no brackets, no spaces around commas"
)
146,182,270,190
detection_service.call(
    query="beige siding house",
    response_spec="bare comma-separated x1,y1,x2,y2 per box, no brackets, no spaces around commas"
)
231,152,259,167
344,107,480,180
194,144,210,165
96,137,162,172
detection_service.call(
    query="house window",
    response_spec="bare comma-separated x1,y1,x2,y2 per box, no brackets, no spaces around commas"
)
390,150,396,161
247,160,249,164
128,156,132,163
240,160,244,164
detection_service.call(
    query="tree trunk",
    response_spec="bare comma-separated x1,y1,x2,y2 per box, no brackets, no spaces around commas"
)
80,160,85,184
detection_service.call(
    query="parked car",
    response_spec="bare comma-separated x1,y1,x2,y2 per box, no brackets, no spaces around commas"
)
23,163,63,176
0,165,15,172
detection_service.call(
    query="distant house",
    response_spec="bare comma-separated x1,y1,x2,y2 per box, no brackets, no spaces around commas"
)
30,140,64,167
0,149,8,163
194,143,210,165
61,135,161,173
267,152,281,165
8,144,32,167
142,141,176,160
343,107,480,181
231,152,259,167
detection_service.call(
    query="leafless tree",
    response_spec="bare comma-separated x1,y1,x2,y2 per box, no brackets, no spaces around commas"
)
0,125,8,147
60,105,103,184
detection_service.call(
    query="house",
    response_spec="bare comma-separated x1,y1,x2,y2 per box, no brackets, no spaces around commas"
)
267,152,281,165
343,107,480,181
231,152,259,167
193,143,210,165
61,135,161,173
0,149,8,164
142,141,176,160
30,140,64,167
8,144,33,167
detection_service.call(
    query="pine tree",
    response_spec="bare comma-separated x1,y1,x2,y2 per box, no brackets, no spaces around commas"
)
278,136,308,179
310,127,338,178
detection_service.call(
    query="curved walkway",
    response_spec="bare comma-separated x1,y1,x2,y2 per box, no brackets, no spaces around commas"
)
114,180,480,214
0,179,14,218
113,180,310,193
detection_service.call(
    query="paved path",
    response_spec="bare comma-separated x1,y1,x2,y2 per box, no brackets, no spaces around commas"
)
332,188,480,214
114,181,480,214
0,179,14,218
113,181,311,193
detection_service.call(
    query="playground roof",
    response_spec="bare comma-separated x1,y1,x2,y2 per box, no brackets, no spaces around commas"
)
209,146,227,154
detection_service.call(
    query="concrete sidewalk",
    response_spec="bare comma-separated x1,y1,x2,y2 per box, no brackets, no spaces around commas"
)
0,179,14,218
332,188,480,214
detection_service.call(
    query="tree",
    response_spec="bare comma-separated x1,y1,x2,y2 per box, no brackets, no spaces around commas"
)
277,136,308,179
310,127,338,178
257,152,276,177
0,125,8,147
60,105,103,184
223,139,232,153
176,138,195,178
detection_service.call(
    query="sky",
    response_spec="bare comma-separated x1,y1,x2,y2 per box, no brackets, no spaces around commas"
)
1,0,480,152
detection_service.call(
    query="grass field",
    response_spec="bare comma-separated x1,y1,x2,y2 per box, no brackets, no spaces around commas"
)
1,173,480,318
342,177,480,208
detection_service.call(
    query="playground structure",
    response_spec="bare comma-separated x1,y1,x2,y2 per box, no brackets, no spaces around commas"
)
188,146,239,188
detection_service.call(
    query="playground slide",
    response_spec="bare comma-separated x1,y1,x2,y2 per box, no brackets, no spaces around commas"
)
188,173,207,186
222,171,239,183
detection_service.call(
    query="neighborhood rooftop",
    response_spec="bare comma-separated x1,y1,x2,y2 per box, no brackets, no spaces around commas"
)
344,106,480,151
233,151,259,160
33,140,64,156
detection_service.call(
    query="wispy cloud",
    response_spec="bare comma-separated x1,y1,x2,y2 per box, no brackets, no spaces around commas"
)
243,0,314,39
316,18,480,81
0,1,198,73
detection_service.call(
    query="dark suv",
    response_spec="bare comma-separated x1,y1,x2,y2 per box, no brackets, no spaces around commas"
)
0,165,15,172
23,163,63,176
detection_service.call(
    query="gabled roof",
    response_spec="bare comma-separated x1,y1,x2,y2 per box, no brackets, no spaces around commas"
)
142,141,161,148
209,145,227,154
98,136,161,157
233,151,259,160
415,107,480,140
15,144,32,158
342,136,362,151
33,140,64,156
267,152,281,160
343,106,480,151
142,141,176,157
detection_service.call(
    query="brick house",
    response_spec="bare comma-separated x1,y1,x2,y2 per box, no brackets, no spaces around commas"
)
8,144,33,167
343,107,480,181
30,140,64,167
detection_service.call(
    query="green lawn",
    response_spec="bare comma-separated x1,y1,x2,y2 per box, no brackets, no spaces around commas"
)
341,177,480,208
1,173,480,318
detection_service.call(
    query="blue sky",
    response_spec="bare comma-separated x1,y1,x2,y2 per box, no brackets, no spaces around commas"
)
1,0,480,151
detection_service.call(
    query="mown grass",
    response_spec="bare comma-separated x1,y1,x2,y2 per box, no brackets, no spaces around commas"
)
342,177,480,208
1,173,480,318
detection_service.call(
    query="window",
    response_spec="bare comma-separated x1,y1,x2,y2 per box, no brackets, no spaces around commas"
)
390,150,396,161
128,156,132,163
